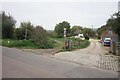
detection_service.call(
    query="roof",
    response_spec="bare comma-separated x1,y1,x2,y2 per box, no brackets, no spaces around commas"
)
101,28,117,38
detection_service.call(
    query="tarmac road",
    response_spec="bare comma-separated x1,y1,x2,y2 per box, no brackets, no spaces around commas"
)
2,46,118,78
0,46,2,79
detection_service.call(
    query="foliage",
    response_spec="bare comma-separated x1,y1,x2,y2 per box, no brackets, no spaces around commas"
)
84,36,89,40
54,21,71,38
46,30,57,38
2,12,16,39
82,27,96,38
72,40,90,49
71,25,83,36
2,39,36,48
1,11,93,49
111,12,120,39
32,26,47,45
63,38,90,50
14,22,34,40
2,39,55,49
97,25,108,39
37,39,55,49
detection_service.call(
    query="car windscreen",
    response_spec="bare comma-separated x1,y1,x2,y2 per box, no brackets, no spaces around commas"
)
105,39,111,41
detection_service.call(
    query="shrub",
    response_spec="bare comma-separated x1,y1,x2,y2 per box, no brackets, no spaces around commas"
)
84,36,89,40
2,39,36,48
36,39,56,49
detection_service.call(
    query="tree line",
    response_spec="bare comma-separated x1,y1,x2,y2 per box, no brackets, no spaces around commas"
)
1,11,97,41
1,12,48,48
53,21,96,39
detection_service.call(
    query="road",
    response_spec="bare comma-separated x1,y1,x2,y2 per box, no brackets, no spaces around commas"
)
0,46,2,79
2,46,118,78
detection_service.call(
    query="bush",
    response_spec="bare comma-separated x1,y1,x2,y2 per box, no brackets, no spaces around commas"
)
84,36,89,40
79,40,90,48
2,38,56,49
36,39,55,49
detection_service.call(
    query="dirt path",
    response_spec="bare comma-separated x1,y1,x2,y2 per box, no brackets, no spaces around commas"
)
51,39,118,71
72,39,109,54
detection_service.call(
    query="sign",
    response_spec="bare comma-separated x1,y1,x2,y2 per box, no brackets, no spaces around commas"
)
64,28,66,38
64,34,66,37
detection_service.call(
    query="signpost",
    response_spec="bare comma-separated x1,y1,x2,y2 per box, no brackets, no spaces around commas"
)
64,28,66,50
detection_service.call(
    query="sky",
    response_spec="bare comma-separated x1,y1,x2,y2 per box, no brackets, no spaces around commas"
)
1,0,119,30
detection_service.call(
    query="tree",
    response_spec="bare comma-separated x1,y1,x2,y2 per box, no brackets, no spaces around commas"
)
2,12,16,39
71,25,83,36
32,26,47,45
15,22,34,40
54,21,71,38
83,27,96,38
111,12,120,40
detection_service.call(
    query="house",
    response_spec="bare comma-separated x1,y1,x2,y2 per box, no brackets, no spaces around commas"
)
74,33,85,40
101,27,118,42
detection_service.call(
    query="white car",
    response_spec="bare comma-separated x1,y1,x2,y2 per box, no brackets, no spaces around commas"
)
103,38,111,46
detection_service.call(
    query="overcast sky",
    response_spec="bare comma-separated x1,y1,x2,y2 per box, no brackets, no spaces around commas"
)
1,1,119,30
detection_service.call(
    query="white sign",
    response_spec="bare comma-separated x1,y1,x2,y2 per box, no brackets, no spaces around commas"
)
64,28,66,37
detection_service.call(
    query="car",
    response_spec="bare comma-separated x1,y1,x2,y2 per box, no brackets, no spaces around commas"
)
103,38,111,46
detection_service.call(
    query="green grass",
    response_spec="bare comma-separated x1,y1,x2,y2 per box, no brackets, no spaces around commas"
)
2,39,37,49
48,37,64,50
1,38,56,49
1,37,90,51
